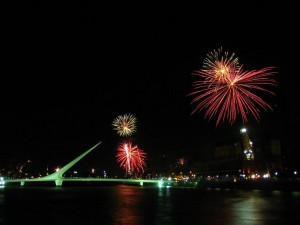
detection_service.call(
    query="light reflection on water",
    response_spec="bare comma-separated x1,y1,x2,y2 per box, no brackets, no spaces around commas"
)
231,193,277,225
0,185,299,225
228,189,299,225
111,185,173,225
0,192,4,224
112,185,145,224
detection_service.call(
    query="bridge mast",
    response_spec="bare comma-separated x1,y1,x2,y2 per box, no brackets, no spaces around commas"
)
34,141,102,186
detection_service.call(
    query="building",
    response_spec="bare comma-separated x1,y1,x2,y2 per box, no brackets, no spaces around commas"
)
196,127,283,180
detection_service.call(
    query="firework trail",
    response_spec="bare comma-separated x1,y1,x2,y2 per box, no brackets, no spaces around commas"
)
112,114,137,137
188,50,277,126
116,140,147,175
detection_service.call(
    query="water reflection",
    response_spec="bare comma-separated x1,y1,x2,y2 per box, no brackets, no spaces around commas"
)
0,191,4,224
111,185,173,225
232,194,271,224
154,187,172,224
1,186,300,225
111,185,144,224
230,190,293,225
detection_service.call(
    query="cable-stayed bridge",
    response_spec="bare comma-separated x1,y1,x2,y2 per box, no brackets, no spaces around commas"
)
3,141,176,188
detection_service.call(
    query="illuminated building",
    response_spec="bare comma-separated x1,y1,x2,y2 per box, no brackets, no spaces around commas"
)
198,127,284,179
240,128,254,160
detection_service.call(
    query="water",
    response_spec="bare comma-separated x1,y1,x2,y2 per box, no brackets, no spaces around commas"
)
1,185,300,225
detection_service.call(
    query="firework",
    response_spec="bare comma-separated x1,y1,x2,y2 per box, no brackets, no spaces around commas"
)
116,140,147,175
112,114,137,137
188,63,277,126
202,47,240,82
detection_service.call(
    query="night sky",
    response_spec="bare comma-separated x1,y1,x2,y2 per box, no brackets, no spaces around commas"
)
1,1,299,174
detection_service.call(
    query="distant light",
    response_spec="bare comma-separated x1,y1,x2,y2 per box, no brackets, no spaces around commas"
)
240,128,247,133
0,177,4,187
294,171,297,175
158,181,163,188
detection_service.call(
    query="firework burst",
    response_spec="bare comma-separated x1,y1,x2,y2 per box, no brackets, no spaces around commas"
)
202,47,240,82
112,114,137,137
116,140,147,175
188,62,278,126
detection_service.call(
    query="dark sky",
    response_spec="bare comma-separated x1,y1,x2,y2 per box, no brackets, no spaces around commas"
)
1,1,299,174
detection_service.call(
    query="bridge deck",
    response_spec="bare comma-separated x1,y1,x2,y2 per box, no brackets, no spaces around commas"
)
3,141,178,188
4,177,176,187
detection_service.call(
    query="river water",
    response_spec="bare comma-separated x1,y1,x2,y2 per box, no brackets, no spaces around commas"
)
1,184,299,225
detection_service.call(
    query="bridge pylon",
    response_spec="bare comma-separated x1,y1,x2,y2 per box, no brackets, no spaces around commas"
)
37,141,102,186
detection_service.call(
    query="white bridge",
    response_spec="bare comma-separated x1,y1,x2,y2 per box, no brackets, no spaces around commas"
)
4,141,175,188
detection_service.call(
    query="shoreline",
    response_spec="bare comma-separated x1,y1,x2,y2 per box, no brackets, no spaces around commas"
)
194,180,300,191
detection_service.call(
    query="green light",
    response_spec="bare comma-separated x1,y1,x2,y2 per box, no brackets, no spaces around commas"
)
158,181,163,188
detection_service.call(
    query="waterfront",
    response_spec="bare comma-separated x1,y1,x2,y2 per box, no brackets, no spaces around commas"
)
1,184,300,225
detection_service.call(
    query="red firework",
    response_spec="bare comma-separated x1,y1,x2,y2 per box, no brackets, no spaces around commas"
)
116,140,147,175
188,64,277,126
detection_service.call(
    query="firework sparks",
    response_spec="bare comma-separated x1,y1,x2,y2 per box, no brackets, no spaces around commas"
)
202,47,240,82
188,63,278,126
116,140,147,175
112,114,137,137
